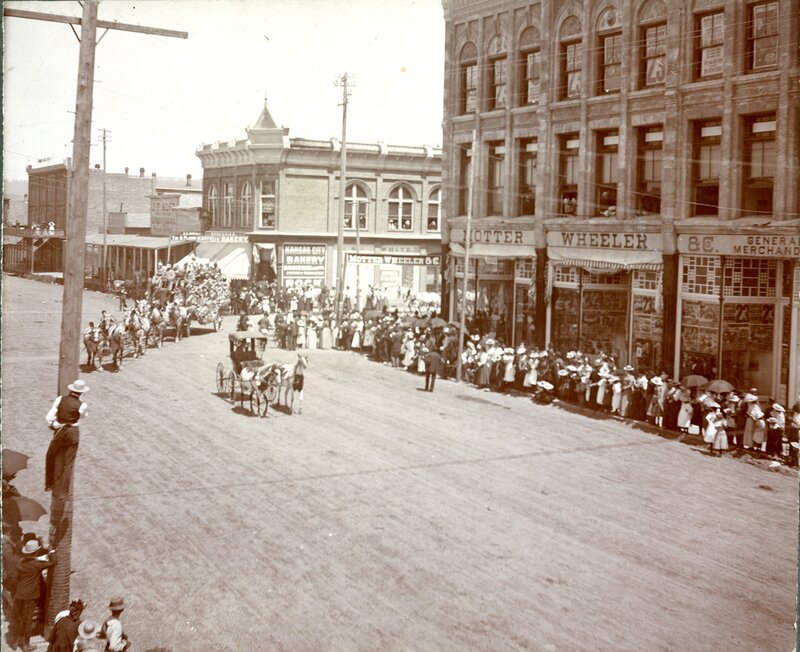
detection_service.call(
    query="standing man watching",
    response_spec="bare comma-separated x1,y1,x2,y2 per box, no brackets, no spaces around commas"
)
45,380,89,497
99,598,129,651
423,346,444,393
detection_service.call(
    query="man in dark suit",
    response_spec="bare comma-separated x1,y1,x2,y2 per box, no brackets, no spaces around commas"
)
423,347,444,392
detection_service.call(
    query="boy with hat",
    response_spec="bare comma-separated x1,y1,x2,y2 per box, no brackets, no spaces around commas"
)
45,379,89,497
99,598,129,651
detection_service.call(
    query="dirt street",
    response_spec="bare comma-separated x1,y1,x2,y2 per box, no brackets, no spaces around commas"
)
2,274,797,651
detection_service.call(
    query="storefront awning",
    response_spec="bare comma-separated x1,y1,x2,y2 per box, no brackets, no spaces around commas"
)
178,242,251,280
547,246,662,271
253,242,275,263
449,242,535,258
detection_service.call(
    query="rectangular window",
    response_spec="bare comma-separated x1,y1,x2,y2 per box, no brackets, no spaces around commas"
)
459,145,472,215
518,138,537,216
743,114,776,215
748,2,779,71
561,41,582,99
489,57,507,110
599,33,622,94
426,191,441,231
521,50,540,105
692,120,722,215
596,131,619,215
640,23,666,87
637,126,663,214
223,182,233,227
487,141,505,215
461,63,478,113
260,180,276,229
695,12,724,79
559,134,579,214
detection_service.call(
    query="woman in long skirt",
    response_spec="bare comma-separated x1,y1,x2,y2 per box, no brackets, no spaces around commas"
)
320,320,332,350
676,389,693,432
306,320,318,349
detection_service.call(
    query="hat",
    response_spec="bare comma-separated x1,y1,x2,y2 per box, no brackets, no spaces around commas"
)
108,597,125,611
707,401,721,409
557,369,569,377
516,345,526,354
726,394,740,403
566,351,575,359
470,334,480,342
21,540,39,555
623,365,634,372
651,377,663,386
743,393,758,402
78,620,99,639
504,347,514,354
67,379,90,394
772,403,785,413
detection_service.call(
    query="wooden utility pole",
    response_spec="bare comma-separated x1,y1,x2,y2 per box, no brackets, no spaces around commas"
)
334,73,349,326
456,129,478,383
4,2,187,632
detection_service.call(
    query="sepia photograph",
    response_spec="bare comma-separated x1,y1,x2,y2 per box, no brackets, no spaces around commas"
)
2,1,798,650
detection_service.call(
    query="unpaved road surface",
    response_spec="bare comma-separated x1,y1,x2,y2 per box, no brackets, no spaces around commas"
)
2,274,797,651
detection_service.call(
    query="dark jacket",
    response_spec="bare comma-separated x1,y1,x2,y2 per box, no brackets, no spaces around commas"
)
15,554,55,600
48,614,80,652
424,351,444,375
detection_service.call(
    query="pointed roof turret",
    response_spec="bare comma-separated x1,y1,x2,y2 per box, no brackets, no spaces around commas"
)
253,97,278,130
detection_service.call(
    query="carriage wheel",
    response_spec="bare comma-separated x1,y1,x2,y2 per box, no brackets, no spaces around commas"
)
227,372,237,404
266,382,279,405
216,363,226,395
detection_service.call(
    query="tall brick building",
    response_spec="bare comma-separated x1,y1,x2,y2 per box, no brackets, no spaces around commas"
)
440,0,799,404
196,101,443,298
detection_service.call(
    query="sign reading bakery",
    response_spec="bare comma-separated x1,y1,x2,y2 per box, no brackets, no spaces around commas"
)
450,227,536,246
678,234,800,258
547,230,663,251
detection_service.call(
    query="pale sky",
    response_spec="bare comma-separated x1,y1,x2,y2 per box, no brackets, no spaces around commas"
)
2,0,445,181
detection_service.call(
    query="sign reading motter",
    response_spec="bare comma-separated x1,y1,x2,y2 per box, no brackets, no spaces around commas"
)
450,228,536,245
282,244,326,288
347,253,441,266
547,230,662,250
678,234,800,258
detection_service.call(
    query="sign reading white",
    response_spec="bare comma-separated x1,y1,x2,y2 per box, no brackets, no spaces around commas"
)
347,253,441,266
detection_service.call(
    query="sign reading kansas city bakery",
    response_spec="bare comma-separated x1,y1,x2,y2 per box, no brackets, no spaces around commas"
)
678,234,800,258
547,230,662,250
450,228,535,245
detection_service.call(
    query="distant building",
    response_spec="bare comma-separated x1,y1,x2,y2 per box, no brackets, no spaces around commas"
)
3,195,28,226
196,100,443,297
439,0,800,404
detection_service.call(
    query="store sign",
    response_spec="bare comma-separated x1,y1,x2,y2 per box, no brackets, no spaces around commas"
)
347,253,440,266
547,230,662,250
176,231,249,243
678,234,800,258
282,243,327,288
450,228,535,245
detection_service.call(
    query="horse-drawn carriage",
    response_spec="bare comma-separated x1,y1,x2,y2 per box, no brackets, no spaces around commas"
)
186,302,224,334
215,332,308,416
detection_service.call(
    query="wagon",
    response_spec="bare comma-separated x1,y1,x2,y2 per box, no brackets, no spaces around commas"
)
215,331,280,416
187,303,224,335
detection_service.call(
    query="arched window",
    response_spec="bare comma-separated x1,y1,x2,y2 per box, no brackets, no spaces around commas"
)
597,7,622,94
426,188,441,231
344,183,368,230
240,182,253,228
207,185,218,226
223,182,233,227
487,34,508,110
459,42,478,114
388,185,414,231
559,16,582,100
518,26,541,106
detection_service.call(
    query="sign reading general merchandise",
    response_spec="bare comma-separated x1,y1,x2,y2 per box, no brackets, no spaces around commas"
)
678,234,800,258
450,228,536,246
547,230,662,250
347,253,441,266
282,244,327,288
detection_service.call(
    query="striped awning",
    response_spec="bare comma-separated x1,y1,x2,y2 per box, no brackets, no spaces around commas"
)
547,245,662,272
550,258,662,272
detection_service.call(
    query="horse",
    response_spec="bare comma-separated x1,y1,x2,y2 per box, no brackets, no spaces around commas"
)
124,308,146,358
165,301,188,342
83,323,102,369
274,353,309,415
148,305,166,348
100,316,126,369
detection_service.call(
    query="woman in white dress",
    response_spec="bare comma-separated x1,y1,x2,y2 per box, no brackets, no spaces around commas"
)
523,352,539,389
320,319,332,350
676,388,694,432
305,319,318,349
295,316,306,350
401,333,416,368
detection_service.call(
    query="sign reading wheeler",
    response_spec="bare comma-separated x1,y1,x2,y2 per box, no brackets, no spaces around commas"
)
547,230,662,250
347,253,441,266
678,234,800,258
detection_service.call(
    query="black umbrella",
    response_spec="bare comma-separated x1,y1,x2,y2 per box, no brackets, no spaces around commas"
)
2,449,29,480
3,495,47,523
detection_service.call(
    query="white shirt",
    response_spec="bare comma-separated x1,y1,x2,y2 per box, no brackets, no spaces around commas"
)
104,617,127,651
45,395,88,429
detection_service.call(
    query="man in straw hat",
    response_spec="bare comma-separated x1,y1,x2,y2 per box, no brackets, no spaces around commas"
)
13,539,56,652
45,379,89,497
98,598,129,651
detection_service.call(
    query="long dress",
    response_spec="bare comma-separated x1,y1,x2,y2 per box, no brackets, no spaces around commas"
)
401,340,416,368
351,326,362,350
320,323,332,350
477,352,490,386
611,380,622,414
306,324,318,349
523,358,539,388
677,397,694,430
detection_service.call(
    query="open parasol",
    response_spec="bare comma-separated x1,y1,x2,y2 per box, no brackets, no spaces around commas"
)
2,495,47,523
2,449,29,479
429,317,447,329
703,379,734,393
681,374,709,388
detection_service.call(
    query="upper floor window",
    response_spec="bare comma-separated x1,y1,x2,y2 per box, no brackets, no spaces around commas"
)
694,11,724,79
743,114,776,215
487,35,508,110
459,42,478,114
559,16,582,100
747,2,779,72
487,141,505,215
260,179,276,229
518,26,540,106
388,185,414,231
636,126,663,215
559,134,580,215
639,22,666,88
207,185,218,226
426,188,441,231
518,138,537,216
691,120,722,215
240,182,253,228
344,183,368,230
596,130,619,216
223,182,234,227
459,144,472,215
597,8,622,95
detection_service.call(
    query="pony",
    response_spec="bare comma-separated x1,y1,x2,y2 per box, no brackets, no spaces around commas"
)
274,353,309,415
100,315,126,369
124,307,146,358
83,322,102,369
